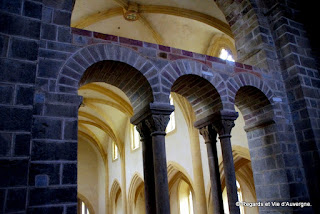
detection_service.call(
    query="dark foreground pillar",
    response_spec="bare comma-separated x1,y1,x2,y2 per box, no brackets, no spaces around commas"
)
214,112,240,214
195,111,240,214
136,121,156,214
131,103,174,214
199,125,224,214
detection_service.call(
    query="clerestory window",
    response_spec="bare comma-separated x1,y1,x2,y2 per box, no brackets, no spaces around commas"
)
219,48,235,62
78,198,91,214
131,125,140,150
166,94,176,133
112,141,119,160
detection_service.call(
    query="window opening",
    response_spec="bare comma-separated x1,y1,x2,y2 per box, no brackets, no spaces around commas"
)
166,94,176,133
78,198,91,214
131,125,140,150
112,141,119,160
219,48,235,62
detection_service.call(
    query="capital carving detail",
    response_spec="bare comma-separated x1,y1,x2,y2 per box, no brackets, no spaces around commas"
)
145,114,170,135
199,125,217,143
135,121,151,140
213,119,235,138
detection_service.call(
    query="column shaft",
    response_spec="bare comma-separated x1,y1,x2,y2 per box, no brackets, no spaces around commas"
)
199,126,224,214
220,135,240,214
206,141,224,214
142,138,157,214
152,134,170,214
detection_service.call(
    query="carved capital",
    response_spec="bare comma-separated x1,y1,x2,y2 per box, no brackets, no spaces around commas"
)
135,121,151,141
145,114,171,135
213,119,235,138
199,125,217,143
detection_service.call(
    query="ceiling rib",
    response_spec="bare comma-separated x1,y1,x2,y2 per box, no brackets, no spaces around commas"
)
72,5,233,38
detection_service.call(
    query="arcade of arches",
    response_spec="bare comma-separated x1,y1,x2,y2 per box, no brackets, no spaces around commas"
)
0,0,319,214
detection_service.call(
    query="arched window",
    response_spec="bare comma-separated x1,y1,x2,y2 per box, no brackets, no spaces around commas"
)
112,141,119,160
223,180,245,214
131,125,140,150
219,48,235,62
166,95,176,133
78,198,92,214
179,180,194,214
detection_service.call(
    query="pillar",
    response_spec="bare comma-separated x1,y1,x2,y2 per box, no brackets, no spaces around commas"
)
213,112,239,214
199,125,224,214
131,103,174,214
136,121,156,214
195,110,239,214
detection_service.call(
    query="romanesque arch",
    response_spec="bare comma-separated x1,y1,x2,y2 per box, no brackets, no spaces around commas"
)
56,43,159,107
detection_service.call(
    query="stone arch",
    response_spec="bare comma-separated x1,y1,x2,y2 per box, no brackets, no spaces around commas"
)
110,179,122,214
233,84,291,209
128,173,144,214
78,192,95,214
56,43,159,112
167,162,195,196
234,84,275,128
167,162,196,214
228,72,275,108
161,60,226,120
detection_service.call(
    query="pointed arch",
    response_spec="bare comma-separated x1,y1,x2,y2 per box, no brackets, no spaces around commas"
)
128,173,144,214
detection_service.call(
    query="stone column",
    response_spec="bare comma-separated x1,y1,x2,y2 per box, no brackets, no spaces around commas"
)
146,114,171,214
131,103,174,214
199,125,224,214
213,112,239,214
136,121,156,214
195,111,239,214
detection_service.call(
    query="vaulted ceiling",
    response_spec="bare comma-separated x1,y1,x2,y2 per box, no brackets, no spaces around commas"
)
71,0,235,56
73,0,236,160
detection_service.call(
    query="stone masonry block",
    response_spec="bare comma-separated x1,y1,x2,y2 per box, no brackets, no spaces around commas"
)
31,141,77,161
64,120,78,140
58,26,72,43
0,84,14,104
39,48,70,61
5,188,27,213
66,205,77,214
23,0,42,19
15,85,35,106
32,117,62,140
0,132,11,157
14,134,31,157
38,58,64,78
44,103,78,118
0,0,22,14
0,12,40,39
41,23,57,41
29,163,60,186
47,41,79,53
43,0,75,12
0,106,32,131
29,186,77,206
42,6,53,23
0,159,28,187
62,163,77,184
0,58,36,84
27,206,64,214
53,9,71,26
0,189,4,212
0,34,9,57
